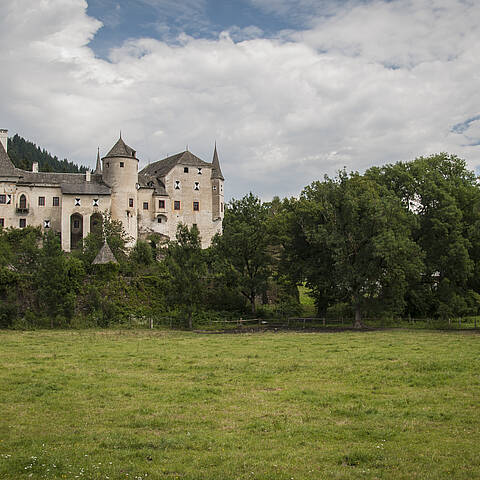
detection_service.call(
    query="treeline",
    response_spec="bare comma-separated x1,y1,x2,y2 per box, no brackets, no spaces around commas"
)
1,153,480,329
7,134,87,173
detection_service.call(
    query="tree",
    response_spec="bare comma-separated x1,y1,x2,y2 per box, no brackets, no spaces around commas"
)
163,224,207,329
35,231,85,326
212,193,273,313
292,171,423,327
367,153,480,318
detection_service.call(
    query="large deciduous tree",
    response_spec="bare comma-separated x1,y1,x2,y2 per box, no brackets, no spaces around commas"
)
212,193,273,313
291,171,423,327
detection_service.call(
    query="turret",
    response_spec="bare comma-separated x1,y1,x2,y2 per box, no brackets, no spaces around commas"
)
211,143,224,221
94,147,102,174
102,135,139,244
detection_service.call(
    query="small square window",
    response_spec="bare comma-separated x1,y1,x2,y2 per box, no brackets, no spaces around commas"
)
120,162,124,167
93,198,99,207
0,194,5,204
53,197,60,206
143,202,149,210
157,216,162,223
194,182,200,191
44,220,50,228
129,198,134,208
184,167,189,173
193,201,199,211
197,168,202,175
0,218,4,227
158,199,165,209
6,195,11,205
75,198,81,206
106,162,110,168
213,185,217,191
174,180,180,190
19,218,26,228
38,196,45,206
174,200,181,210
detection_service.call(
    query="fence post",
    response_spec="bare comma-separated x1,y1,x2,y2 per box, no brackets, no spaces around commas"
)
149,318,153,329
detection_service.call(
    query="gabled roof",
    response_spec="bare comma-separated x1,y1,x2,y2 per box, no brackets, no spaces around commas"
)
138,172,167,196
92,242,118,265
103,136,137,159
61,183,111,195
0,141,17,176
211,144,224,180
139,151,211,178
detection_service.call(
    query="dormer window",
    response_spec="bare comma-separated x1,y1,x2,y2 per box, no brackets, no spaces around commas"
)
175,180,180,190
184,167,189,173
197,168,202,175
194,182,200,191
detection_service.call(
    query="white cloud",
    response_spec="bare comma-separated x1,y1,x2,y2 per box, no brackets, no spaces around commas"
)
0,0,479,200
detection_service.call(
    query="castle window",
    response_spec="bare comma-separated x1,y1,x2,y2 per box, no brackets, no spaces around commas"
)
19,195,27,209
213,185,217,191
120,162,124,168
184,167,189,173
143,202,149,210
0,194,5,204
44,220,50,228
73,219,80,229
53,197,60,206
193,201,199,211
75,198,81,206
129,198,134,208
38,196,45,206
0,218,4,227
93,199,99,207
106,162,110,168
157,216,162,223
19,218,26,228
174,200,181,210
175,180,180,190
197,168,202,174
158,199,165,209
6,195,11,205
194,182,200,191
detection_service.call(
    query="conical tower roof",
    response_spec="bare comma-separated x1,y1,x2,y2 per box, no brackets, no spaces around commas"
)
0,140,17,176
94,147,102,174
103,135,137,159
211,143,224,180
92,241,118,265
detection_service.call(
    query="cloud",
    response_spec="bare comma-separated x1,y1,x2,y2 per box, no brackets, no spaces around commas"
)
0,0,479,201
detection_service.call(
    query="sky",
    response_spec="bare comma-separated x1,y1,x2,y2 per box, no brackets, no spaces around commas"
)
0,0,479,200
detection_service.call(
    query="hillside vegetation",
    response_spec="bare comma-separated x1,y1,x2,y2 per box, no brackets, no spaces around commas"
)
7,134,87,173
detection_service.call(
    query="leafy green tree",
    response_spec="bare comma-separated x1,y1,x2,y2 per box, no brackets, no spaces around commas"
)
164,224,207,329
130,240,154,266
292,171,423,327
212,193,273,314
35,231,85,326
367,153,480,318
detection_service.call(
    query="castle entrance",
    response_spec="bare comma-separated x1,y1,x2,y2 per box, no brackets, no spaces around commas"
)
70,213,83,250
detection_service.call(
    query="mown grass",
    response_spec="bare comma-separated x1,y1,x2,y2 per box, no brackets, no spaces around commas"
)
0,330,479,480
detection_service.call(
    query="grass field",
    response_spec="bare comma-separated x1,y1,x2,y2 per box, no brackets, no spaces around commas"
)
0,330,479,480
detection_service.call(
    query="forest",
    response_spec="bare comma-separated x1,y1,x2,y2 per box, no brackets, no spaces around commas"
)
7,134,87,173
1,152,479,329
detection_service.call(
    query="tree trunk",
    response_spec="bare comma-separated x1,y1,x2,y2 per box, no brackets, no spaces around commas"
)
250,293,256,314
188,312,192,330
354,305,363,329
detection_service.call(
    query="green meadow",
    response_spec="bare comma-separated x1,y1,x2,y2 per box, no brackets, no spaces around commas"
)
0,330,479,480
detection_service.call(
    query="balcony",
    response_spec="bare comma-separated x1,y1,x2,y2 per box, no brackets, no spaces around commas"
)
16,207,29,214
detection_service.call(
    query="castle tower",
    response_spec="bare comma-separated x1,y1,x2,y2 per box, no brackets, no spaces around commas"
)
102,135,138,244
211,143,224,222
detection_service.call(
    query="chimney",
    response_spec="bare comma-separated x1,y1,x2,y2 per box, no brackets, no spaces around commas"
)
32,162,38,173
0,129,7,153
86,170,91,182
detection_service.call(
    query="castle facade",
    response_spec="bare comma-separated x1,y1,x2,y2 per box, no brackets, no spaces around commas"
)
0,130,224,250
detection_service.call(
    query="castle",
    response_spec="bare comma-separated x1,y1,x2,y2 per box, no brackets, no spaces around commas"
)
0,129,224,250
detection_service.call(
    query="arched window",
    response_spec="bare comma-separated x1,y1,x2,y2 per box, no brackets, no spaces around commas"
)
19,194,26,209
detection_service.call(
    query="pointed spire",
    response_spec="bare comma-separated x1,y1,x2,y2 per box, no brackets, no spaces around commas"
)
94,147,102,174
211,142,224,180
92,241,118,265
